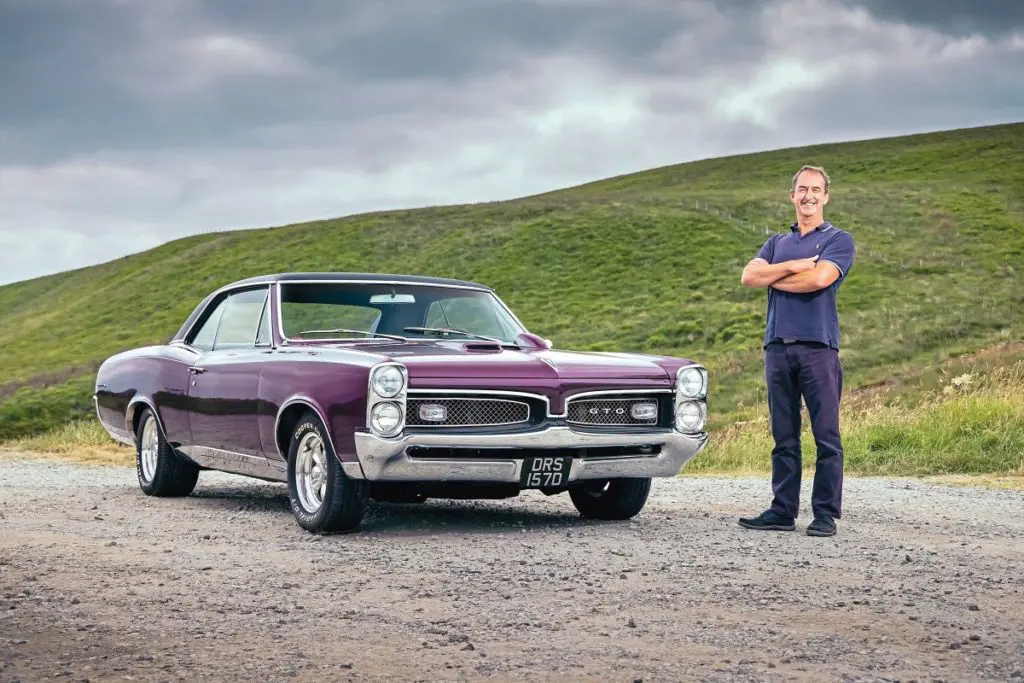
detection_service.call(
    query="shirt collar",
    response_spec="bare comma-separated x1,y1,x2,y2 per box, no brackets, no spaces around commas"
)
790,220,833,233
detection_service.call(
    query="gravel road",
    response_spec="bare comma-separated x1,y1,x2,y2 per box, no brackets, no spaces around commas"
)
1,454,1022,683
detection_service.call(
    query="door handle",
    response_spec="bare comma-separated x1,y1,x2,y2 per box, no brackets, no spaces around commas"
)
188,366,207,374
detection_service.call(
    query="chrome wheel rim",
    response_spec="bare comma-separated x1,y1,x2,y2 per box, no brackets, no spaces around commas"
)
140,416,159,482
295,432,329,513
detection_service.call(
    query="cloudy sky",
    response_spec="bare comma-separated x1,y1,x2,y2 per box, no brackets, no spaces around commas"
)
1,0,1022,285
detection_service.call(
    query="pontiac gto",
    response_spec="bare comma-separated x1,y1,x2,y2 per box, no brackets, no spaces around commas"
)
94,273,709,533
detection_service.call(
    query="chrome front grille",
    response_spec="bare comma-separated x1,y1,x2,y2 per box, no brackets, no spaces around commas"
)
567,397,659,426
406,398,530,427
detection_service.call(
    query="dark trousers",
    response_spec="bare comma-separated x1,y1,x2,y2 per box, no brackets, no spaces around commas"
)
764,342,844,520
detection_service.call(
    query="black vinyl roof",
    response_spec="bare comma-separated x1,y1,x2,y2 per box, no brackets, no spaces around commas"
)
226,272,492,291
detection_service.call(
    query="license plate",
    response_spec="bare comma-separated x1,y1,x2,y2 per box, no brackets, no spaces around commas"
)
520,456,572,488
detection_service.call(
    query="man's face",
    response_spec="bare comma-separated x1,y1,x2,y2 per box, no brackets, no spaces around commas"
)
790,170,829,218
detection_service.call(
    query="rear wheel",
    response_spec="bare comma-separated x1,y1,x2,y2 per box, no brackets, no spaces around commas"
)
569,478,651,520
135,408,199,497
287,412,368,533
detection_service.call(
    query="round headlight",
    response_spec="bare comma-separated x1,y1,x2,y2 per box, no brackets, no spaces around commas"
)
370,402,403,436
677,366,706,398
675,400,705,432
371,365,405,398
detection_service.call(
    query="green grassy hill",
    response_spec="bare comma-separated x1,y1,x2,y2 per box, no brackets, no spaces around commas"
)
2,121,1024,474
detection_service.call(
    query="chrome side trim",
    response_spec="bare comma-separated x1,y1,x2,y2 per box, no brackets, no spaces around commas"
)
125,396,166,443
168,340,201,354
178,445,287,483
273,397,341,461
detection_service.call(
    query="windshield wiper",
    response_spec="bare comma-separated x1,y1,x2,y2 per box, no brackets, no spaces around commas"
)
403,326,511,345
293,328,407,342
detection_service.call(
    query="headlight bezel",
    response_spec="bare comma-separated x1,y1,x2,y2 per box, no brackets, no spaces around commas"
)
676,365,708,400
674,399,706,433
370,401,404,437
673,364,708,434
370,364,406,398
366,362,408,437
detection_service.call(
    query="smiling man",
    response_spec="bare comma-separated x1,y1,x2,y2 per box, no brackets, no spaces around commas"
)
737,165,856,537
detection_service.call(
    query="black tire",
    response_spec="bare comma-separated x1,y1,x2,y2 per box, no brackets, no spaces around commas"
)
286,412,368,533
569,478,652,520
135,408,199,497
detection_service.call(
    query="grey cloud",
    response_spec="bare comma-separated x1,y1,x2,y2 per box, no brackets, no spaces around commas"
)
850,0,1024,37
1,0,1022,285
1,0,761,165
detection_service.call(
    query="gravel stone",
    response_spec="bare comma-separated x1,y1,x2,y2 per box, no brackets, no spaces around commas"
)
1,455,1022,682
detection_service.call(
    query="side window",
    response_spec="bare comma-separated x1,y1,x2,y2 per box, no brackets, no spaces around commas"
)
189,299,227,352
213,288,270,350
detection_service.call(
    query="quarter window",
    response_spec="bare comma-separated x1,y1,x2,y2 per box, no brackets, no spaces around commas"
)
189,300,226,352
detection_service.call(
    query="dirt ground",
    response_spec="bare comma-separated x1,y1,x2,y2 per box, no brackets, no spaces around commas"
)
1,455,1022,682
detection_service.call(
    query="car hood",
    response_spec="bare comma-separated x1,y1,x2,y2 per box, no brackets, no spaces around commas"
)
365,341,675,381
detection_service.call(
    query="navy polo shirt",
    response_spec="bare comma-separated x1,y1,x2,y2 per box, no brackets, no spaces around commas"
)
757,221,855,349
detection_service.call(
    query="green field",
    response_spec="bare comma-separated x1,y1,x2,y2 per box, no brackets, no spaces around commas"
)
2,121,1023,475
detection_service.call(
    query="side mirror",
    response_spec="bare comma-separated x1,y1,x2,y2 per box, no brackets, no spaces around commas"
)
515,332,552,350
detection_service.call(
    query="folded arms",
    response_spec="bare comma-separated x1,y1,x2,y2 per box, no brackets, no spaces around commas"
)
740,257,841,293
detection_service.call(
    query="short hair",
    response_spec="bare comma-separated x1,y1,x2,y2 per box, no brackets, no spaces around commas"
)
791,165,830,192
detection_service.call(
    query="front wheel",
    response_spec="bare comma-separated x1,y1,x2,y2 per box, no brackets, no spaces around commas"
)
287,412,368,533
569,478,652,520
135,408,199,497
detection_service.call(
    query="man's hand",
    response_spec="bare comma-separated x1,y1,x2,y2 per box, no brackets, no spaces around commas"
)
740,256,819,288
771,260,841,293
788,255,820,272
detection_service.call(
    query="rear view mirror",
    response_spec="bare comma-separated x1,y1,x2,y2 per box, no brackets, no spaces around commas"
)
370,293,416,304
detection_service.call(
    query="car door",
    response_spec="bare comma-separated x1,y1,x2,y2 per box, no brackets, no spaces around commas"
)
185,286,272,459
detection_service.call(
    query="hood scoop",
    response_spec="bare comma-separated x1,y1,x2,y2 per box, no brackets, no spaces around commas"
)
461,341,515,353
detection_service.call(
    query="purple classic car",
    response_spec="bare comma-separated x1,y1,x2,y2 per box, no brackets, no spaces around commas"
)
94,273,709,533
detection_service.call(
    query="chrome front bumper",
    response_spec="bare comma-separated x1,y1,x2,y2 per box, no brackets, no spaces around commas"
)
347,427,708,483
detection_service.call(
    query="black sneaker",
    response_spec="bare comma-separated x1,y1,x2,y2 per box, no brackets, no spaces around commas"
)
738,510,795,531
806,516,837,537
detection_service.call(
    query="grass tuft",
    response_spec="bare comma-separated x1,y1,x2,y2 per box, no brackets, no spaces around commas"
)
0,419,132,466
694,360,1024,476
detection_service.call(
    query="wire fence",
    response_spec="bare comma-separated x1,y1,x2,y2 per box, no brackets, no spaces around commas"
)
687,197,958,271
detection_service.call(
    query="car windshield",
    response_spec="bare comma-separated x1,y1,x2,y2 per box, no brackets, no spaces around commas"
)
278,282,525,344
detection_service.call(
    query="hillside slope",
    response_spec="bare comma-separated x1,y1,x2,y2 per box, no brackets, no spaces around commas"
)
1,122,1023,441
